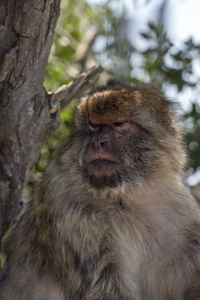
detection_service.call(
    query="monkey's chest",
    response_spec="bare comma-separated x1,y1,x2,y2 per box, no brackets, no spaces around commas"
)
112,212,187,300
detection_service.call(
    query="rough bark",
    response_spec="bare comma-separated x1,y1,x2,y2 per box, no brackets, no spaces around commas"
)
0,0,102,251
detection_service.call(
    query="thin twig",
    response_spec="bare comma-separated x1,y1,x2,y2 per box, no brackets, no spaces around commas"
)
77,28,100,72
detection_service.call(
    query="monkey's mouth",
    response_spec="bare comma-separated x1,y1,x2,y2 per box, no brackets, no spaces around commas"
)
86,151,120,164
88,159,120,174
91,158,119,165
83,159,123,188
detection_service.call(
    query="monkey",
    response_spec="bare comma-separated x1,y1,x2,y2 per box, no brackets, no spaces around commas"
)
1,79,200,300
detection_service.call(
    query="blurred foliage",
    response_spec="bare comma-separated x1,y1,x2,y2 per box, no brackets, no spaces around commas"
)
140,24,196,90
29,0,200,190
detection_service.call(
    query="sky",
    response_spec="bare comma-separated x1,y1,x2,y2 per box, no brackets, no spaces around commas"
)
167,0,200,43
87,0,200,45
124,0,200,44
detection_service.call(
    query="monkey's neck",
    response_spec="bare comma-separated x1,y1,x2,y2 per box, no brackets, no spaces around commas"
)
89,173,199,234
89,173,186,208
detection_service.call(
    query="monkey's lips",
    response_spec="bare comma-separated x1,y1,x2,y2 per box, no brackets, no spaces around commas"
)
83,158,123,188
81,157,125,188
86,158,120,176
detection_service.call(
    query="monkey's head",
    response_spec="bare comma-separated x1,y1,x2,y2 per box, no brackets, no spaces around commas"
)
74,80,184,189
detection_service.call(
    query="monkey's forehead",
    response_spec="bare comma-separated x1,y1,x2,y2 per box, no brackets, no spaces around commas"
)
76,87,170,124
77,90,135,123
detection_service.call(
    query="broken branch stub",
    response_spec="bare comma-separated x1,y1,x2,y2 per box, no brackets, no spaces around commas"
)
49,66,103,114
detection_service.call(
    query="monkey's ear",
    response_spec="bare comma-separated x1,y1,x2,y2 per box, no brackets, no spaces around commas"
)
88,79,123,95
88,79,127,96
74,95,90,129
74,102,84,129
106,79,122,87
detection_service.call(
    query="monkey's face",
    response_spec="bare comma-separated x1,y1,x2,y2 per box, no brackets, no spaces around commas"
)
79,120,139,189
75,81,182,189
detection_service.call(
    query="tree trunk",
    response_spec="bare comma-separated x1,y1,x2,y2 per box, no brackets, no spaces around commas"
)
0,0,61,246
0,0,102,254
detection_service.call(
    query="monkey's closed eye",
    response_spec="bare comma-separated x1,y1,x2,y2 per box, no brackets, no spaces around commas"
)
113,122,125,126
111,121,131,131
88,122,100,132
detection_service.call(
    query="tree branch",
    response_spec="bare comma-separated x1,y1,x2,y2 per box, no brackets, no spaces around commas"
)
76,28,100,71
49,66,103,114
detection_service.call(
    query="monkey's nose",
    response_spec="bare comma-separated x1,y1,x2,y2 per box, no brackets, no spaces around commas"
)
94,139,108,150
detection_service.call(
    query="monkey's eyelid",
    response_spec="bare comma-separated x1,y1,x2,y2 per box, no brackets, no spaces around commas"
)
88,122,100,132
87,121,131,131
112,122,125,126
88,121,99,127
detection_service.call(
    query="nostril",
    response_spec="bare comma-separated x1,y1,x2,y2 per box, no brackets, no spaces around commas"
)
93,136,109,150
93,140,107,149
100,141,105,148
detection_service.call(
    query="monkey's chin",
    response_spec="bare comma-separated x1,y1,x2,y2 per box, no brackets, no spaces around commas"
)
83,160,123,189
87,173,123,189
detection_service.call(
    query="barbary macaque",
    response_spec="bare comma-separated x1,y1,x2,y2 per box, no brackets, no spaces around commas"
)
1,80,200,300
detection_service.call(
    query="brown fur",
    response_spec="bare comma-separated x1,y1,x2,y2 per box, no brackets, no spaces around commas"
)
1,80,200,299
